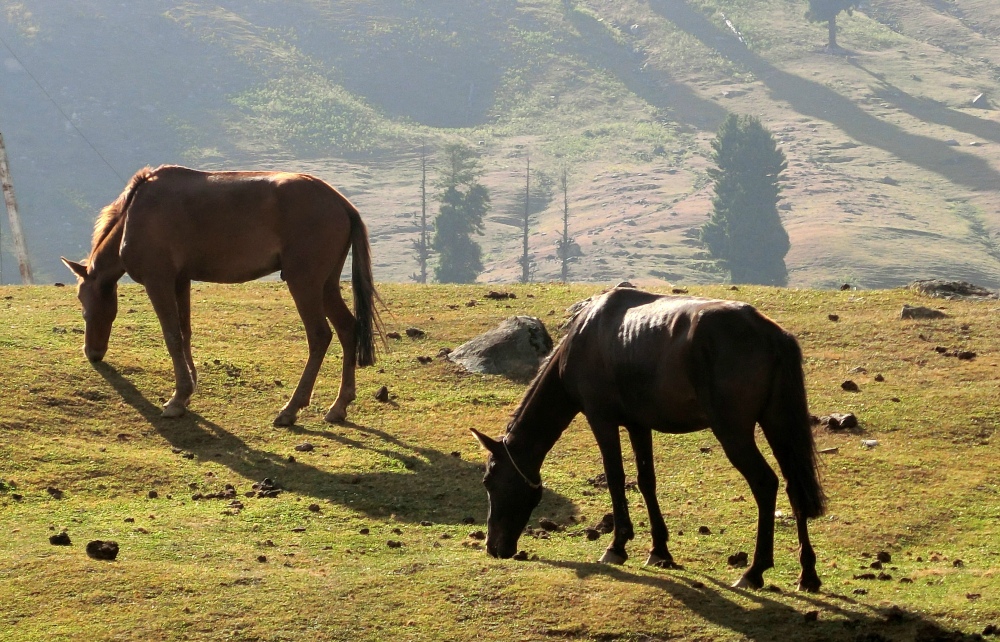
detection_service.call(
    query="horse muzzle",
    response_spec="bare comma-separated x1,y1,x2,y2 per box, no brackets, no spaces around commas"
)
84,346,106,362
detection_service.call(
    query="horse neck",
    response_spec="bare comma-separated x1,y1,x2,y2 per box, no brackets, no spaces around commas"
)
505,359,579,473
88,217,126,282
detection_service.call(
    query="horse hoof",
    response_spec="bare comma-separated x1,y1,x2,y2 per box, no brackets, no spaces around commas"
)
323,408,347,424
731,574,764,590
161,403,186,419
599,549,627,565
273,411,296,427
645,554,677,569
797,578,822,593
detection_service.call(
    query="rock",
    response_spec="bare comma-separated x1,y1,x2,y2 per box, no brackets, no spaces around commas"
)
374,385,390,402
878,176,899,186
49,531,72,546
908,279,998,300
448,316,553,380
901,305,948,320
823,412,858,430
86,540,119,560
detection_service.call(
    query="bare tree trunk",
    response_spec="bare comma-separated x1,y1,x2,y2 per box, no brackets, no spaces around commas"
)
520,154,531,283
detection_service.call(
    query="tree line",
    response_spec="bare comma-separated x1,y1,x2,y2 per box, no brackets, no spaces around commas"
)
410,112,791,287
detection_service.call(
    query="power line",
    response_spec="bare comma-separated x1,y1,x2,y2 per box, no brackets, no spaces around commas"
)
0,29,126,184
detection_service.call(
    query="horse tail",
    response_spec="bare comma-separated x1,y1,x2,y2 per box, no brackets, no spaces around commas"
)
758,330,827,520
345,203,383,367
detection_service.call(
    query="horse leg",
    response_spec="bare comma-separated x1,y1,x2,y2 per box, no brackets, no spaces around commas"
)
589,419,633,565
176,279,196,389
273,278,332,427
712,422,779,590
625,427,674,568
322,279,357,424
795,513,821,592
145,279,195,418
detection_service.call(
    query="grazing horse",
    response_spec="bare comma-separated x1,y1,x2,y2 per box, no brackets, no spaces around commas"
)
62,165,382,426
472,286,826,591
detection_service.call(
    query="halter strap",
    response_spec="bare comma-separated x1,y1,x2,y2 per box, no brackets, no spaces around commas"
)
502,436,542,490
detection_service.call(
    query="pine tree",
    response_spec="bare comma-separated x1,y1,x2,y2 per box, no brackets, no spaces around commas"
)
806,0,860,50
700,114,790,286
432,143,490,283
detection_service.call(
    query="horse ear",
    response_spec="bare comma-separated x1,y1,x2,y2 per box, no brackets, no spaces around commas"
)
470,428,503,456
61,257,89,280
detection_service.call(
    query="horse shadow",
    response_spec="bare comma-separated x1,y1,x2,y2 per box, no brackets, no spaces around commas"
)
540,559,970,640
92,362,575,525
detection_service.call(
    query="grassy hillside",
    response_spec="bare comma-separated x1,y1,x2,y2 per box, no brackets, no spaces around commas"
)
1,0,999,288
1,282,999,641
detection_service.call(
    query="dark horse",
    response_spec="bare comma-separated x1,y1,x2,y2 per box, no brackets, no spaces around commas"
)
62,165,381,426
472,286,826,591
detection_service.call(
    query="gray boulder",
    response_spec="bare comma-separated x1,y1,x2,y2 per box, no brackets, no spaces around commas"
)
448,316,553,380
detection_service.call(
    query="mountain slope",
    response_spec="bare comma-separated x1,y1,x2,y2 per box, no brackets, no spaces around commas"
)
0,0,998,288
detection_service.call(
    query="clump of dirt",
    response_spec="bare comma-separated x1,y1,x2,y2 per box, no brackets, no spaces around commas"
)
85,540,119,560
49,531,71,546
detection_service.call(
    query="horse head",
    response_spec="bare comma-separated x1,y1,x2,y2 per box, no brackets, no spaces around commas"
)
61,257,118,362
471,428,543,559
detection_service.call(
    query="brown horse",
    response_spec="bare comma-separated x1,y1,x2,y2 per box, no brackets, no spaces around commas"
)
62,165,382,426
472,286,826,591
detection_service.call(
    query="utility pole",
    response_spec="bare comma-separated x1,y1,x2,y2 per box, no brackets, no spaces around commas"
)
0,131,33,284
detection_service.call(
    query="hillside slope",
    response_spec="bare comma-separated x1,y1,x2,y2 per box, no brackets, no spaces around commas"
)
1,0,998,289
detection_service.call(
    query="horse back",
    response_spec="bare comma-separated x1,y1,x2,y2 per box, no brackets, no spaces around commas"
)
119,166,355,284
560,288,792,432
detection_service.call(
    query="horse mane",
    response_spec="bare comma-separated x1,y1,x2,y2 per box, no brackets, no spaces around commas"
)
89,166,156,259
503,312,585,435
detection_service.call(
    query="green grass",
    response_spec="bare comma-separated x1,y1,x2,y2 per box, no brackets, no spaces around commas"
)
2,282,999,640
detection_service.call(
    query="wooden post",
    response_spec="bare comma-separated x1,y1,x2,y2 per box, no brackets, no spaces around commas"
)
0,131,33,284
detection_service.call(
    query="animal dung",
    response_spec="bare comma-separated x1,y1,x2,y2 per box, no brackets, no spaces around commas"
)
293,442,314,452
86,540,119,561
374,385,390,402
49,531,71,546
405,327,426,338
727,551,749,567
841,380,860,392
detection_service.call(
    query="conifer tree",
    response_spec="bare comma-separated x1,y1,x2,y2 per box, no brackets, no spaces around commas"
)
700,114,790,286
432,143,490,283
